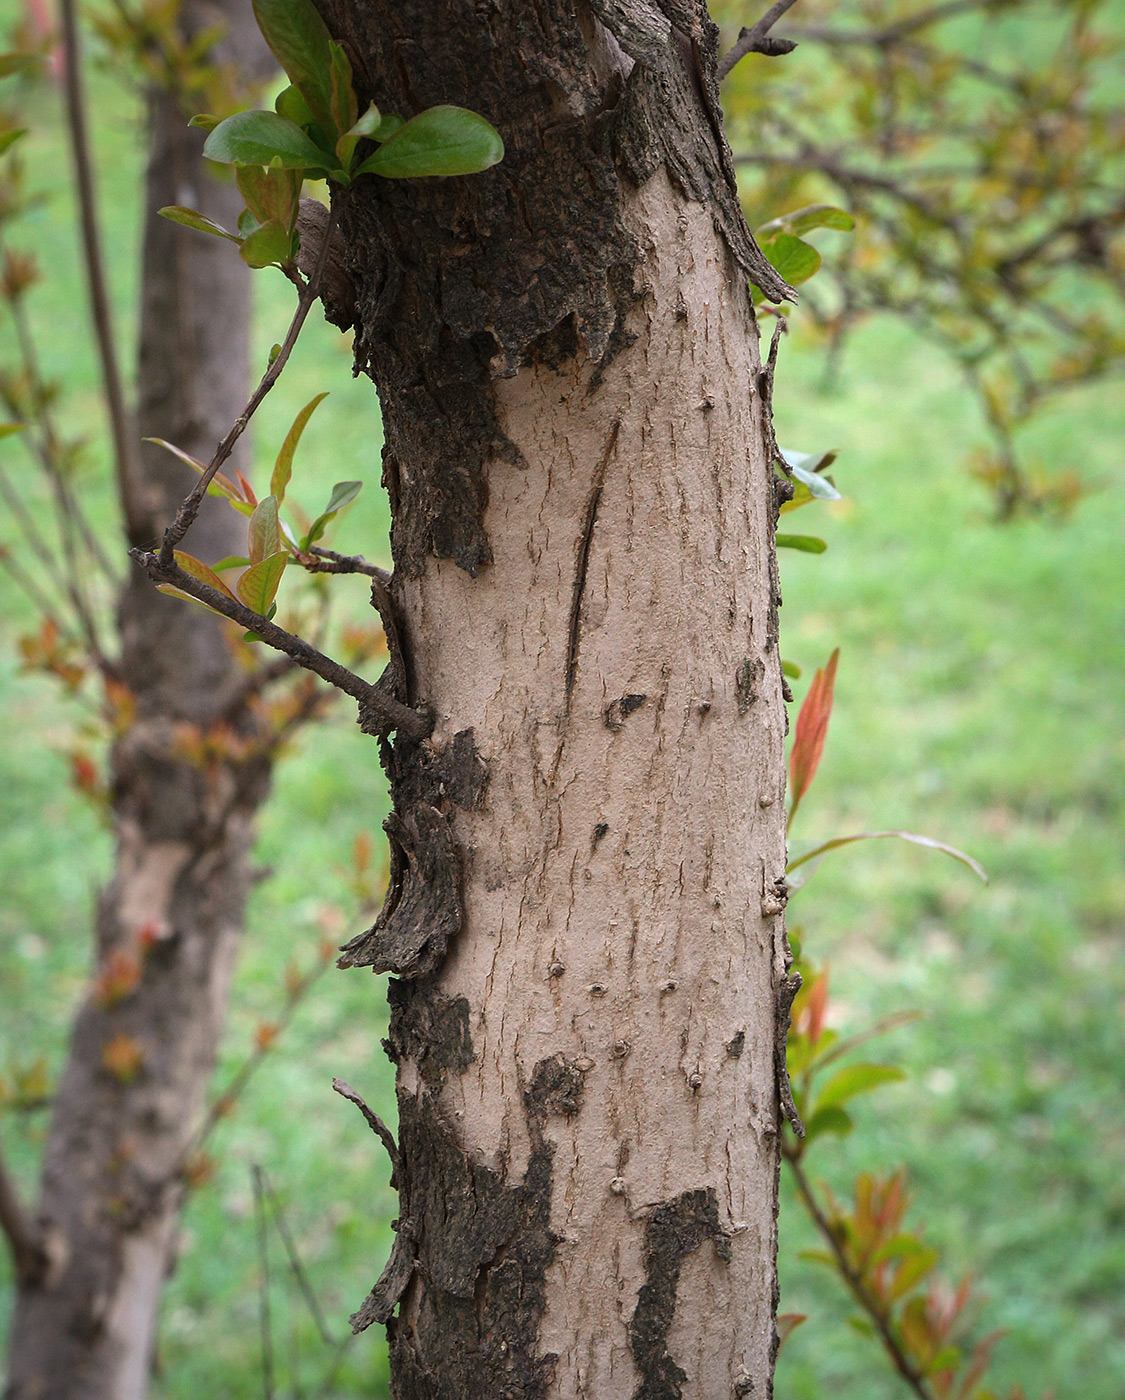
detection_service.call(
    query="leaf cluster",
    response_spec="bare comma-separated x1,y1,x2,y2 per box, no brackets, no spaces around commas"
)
161,0,503,272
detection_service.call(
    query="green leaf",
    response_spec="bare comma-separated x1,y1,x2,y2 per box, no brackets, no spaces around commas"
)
0,128,26,156
274,83,316,129
328,40,358,138
248,495,281,565
758,204,856,238
252,0,335,133
371,113,404,141
814,1063,905,1112
804,1104,854,1141
271,392,328,503
777,534,827,553
237,551,288,614
782,660,802,679
236,165,301,227
173,550,237,599
188,113,221,131
158,205,242,243
761,233,822,287
0,423,25,440
211,555,251,572
300,479,362,548
336,100,381,165
786,830,988,885
780,448,842,500
204,110,332,172
355,105,503,179
239,219,296,268
888,1245,940,1302
0,53,41,79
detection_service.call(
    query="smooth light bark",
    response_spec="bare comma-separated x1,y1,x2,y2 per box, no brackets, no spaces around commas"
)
4,6,275,1396
321,3,795,1395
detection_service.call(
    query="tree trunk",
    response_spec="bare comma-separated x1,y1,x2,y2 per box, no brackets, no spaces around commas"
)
4,6,277,1397
322,3,794,1395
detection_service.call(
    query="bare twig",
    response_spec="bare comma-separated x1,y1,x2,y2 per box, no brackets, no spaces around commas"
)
303,546,391,582
58,0,146,546
158,210,339,568
127,551,431,741
259,1167,337,1346
0,1129,47,1286
332,1078,400,1181
252,1165,276,1400
718,0,802,80
786,0,1003,49
784,1149,932,1400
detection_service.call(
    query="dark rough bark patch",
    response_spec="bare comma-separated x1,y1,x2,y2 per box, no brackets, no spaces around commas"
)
736,656,765,715
774,972,804,1138
725,1029,746,1057
387,1091,558,1400
338,727,488,976
337,803,460,976
630,1187,733,1399
527,1054,590,1120
315,0,788,580
592,0,792,305
383,980,474,1091
605,692,648,730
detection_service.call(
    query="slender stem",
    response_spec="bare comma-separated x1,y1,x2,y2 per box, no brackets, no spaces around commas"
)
128,549,430,740
252,1165,275,1400
784,1149,933,1400
58,0,146,545
717,0,802,80
0,1129,47,1286
304,545,391,582
8,293,120,585
158,210,339,568
259,1168,337,1346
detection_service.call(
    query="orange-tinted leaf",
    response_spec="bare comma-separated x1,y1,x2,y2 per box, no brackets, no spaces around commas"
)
776,1313,807,1354
174,550,238,600
102,1033,144,1083
254,1021,279,1051
787,648,839,829
236,551,287,614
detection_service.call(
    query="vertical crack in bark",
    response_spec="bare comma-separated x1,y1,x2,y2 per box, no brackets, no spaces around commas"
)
630,1187,733,1399
565,419,621,711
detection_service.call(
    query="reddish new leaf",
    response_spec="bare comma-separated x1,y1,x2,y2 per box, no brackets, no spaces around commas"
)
788,647,839,829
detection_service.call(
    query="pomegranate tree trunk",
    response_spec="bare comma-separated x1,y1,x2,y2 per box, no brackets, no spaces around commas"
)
322,2,796,1395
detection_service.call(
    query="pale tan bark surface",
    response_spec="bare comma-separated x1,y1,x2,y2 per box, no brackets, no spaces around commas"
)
397,176,788,1399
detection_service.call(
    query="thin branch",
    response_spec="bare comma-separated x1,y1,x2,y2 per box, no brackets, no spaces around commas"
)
7,293,120,587
785,1149,933,1400
786,0,1004,49
303,546,391,582
252,1165,276,1400
718,0,801,81
259,1167,337,1346
158,211,339,569
0,1128,47,1286
127,551,431,741
58,0,146,545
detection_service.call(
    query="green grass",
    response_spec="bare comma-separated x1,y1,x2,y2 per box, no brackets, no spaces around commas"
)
0,45,1123,1400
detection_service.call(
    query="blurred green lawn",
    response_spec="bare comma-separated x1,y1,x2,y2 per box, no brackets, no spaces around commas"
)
0,52,1122,1400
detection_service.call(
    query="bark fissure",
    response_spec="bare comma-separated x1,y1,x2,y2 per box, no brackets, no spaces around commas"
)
565,420,621,708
